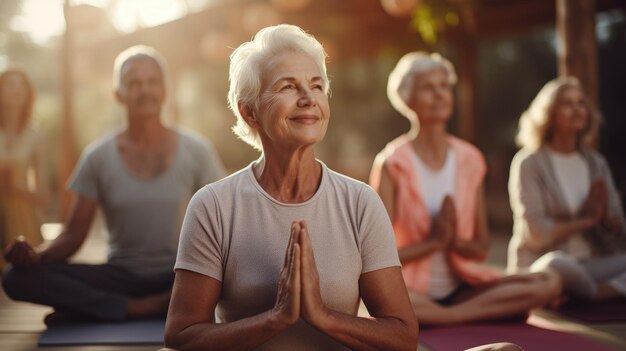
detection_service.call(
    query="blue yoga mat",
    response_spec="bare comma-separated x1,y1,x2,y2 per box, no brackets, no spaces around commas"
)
38,319,165,346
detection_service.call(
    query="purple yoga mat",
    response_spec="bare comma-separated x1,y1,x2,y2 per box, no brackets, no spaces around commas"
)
558,300,626,323
420,323,615,351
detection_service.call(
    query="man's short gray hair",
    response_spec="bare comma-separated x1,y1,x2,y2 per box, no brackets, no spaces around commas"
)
112,45,168,92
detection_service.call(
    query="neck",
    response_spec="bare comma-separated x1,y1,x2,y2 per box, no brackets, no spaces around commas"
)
549,132,578,153
125,115,167,148
254,146,321,203
411,122,449,168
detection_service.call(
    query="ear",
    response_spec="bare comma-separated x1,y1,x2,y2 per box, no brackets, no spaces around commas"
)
114,89,124,104
238,103,258,128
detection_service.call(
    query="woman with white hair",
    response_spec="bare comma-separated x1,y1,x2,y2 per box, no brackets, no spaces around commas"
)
164,24,417,351
370,51,561,325
508,77,626,301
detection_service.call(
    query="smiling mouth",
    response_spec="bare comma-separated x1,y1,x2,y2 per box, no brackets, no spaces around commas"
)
289,116,319,123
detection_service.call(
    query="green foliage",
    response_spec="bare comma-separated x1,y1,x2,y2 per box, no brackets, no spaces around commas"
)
410,0,466,45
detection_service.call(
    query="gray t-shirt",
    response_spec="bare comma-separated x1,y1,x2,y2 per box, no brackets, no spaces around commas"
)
69,129,224,277
175,161,400,351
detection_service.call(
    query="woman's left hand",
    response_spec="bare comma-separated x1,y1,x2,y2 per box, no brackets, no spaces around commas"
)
297,220,331,329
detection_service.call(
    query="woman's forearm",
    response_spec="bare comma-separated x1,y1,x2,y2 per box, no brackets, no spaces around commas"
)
313,310,417,351
165,310,290,351
398,240,440,264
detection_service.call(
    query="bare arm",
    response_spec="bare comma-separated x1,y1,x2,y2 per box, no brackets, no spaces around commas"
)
298,223,417,351
378,163,441,264
4,194,97,266
164,224,302,351
32,132,50,210
453,185,490,260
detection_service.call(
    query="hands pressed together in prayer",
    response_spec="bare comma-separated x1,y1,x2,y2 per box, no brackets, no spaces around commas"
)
430,195,456,251
273,220,329,330
429,195,488,260
580,178,622,235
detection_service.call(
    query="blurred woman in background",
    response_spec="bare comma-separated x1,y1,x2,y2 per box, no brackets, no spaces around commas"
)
0,68,48,268
508,77,626,301
370,52,561,326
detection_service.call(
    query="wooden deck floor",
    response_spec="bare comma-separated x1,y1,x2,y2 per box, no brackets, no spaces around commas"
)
1,222,625,350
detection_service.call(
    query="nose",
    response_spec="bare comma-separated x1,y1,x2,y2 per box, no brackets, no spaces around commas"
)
297,87,317,107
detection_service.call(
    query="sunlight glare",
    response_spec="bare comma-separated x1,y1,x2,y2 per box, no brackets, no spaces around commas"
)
111,0,187,33
10,0,65,44
9,0,189,44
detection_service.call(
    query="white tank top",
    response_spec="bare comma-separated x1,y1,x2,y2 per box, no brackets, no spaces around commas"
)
412,148,461,299
548,149,591,259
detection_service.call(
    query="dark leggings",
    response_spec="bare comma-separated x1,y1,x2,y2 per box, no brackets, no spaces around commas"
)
2,263,173,321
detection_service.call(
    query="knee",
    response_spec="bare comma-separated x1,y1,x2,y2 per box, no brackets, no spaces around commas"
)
2,265,21,299
527,271,562,304
2,265,36,301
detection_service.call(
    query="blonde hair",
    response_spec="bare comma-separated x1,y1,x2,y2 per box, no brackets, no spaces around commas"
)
387,51,456,120
228,24,329,151
516,77,601,151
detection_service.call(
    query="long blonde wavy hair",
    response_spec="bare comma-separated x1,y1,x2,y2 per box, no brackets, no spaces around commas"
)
515,77,601,151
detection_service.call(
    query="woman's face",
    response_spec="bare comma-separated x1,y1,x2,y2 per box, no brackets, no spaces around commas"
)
406,68,453,124
551,86,588,137
253,51,329,150
0,73,29,111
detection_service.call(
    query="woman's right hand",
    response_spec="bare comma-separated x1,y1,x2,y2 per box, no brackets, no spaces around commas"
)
431,195,456,250
4,236,41,267
272,222,302,328
581,178,608,225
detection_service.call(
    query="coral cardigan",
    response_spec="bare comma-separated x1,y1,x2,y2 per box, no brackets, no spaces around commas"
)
370,134,501,293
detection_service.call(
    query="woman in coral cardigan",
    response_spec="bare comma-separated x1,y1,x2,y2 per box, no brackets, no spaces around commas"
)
370,52,561,326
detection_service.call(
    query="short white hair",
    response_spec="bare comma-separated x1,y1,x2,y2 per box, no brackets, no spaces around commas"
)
516,77,601,151
112,45,168,92
387,51,457,119
228,24,329,151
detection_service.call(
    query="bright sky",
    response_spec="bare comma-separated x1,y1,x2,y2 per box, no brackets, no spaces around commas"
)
10,0,192,45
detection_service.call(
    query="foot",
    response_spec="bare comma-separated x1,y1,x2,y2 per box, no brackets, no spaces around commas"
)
44,311,91,326
127,290,171,319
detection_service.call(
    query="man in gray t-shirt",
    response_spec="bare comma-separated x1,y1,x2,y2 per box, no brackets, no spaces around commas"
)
2,45,224,323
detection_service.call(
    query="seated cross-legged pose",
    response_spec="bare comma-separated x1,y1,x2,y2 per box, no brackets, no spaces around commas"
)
508,77,626,301
2,45,225,324
370,51,562,326
164,25,417,351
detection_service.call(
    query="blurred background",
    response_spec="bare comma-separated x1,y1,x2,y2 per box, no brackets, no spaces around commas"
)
1,0,625,235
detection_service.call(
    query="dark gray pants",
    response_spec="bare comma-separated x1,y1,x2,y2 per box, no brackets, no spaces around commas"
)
2,263,174,321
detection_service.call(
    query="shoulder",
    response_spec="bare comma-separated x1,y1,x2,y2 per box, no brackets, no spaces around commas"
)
80,133,116,160
514,148,542,169
581,147,608,164
176,128,213,151
448,135,484,162
376,135,412,162
204,165,249,194
324,163,379,203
